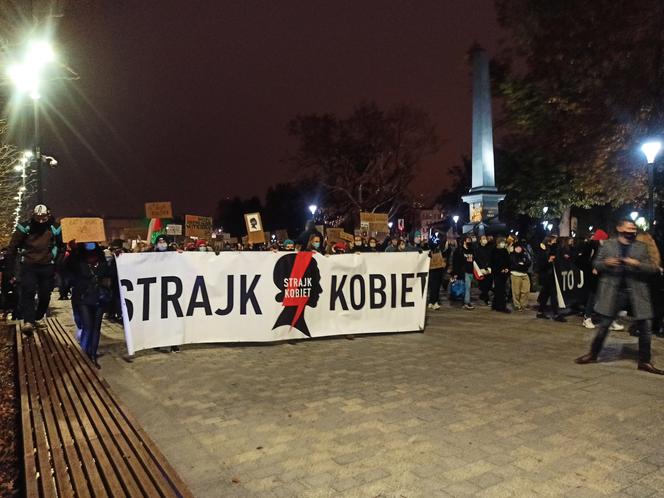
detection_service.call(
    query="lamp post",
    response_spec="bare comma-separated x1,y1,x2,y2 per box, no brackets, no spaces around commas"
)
308,204,317,219
7,40,55,204
452,215,459,234
641,141,662,226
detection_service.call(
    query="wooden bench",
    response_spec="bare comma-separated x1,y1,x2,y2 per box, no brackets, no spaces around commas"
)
16,317,193,498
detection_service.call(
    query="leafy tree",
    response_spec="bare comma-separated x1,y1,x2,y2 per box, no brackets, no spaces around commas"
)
287,102,439,224
493,0,664,230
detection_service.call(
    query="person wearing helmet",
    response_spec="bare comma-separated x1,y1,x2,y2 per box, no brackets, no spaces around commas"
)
6,205,62,335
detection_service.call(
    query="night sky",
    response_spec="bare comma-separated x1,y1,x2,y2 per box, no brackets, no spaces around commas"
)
20,0,501,218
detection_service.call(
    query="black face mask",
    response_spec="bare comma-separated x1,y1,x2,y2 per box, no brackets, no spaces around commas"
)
619,231,637,242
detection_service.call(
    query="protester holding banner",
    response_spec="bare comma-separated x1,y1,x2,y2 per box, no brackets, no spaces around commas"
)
67,242,112,368
575,219,664,375
535,235,566,322
509,241,531,312
305,233,323,252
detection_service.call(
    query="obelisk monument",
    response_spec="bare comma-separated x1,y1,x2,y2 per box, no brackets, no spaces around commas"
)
461,47,505,233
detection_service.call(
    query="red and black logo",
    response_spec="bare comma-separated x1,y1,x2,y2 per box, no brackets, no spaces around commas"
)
272,252,322,337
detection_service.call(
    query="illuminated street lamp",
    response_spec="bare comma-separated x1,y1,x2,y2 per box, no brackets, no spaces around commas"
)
641,140,662,225
630,211,639,221
452,215,460,234
308,204,317,219
387,221,393,229
542,206,549,215
7,39,56,204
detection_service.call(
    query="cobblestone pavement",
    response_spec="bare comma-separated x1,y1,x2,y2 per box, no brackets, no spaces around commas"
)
51,298,664,498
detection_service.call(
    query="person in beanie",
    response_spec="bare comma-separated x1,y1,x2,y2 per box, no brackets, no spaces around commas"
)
576,219,663,375
6,205,62,335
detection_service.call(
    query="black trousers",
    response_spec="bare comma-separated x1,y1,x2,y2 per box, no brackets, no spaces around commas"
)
492,272,508,311
479,274,493,302
428,269,443,304
537,274,559,314
19,264,55,324
591,315,652,363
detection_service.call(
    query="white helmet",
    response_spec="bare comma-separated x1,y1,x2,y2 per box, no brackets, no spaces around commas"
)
33,204,50,217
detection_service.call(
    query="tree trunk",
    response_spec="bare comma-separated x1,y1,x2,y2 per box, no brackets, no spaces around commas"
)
558,205,572,236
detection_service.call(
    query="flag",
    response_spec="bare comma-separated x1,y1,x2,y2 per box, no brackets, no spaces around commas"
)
147,218,162,244
473,261,485,281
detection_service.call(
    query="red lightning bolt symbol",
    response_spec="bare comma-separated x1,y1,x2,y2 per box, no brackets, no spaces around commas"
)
282,251,314,329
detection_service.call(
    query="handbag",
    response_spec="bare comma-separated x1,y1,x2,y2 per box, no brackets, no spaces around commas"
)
449,279,466,301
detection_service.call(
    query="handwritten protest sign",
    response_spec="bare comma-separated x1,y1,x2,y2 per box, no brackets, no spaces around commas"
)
185,215,213,239
61,218,106,243
145,202,173,219
166,224,182,236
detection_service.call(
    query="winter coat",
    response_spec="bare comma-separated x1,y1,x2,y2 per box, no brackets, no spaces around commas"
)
509,250,531,274
491,248,511,273
67,248,112,307
593,239,657,320
475,243,493,269
7,219,62,268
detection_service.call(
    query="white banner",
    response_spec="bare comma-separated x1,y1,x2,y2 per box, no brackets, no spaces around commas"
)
116,252,430,354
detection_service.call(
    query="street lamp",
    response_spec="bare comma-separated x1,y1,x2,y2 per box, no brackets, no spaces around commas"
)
630,211,639,221
641,140,662,226
308,204,317,217
7,39,56,204
387,221,393,229
452,215,459,234
542,206,549,215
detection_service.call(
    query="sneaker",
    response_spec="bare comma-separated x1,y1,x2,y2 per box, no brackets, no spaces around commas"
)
582,318,596,329
432,303,441,310
427,303,435,310
609,321,625,331
463,304,475,310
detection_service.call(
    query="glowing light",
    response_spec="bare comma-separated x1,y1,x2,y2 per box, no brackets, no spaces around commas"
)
636,217,647,228
547,223,554,231
542,206,549,214
308,204,317,215
642,141,662,164
388,221,393,229
630,211,639,221
452,215,460,224
588,225,593,231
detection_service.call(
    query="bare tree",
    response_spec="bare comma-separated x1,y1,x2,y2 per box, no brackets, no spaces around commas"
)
288,102,439,224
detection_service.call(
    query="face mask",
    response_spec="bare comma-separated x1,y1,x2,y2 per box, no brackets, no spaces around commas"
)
399,244,406,250
312,242,320,249
198,246,207,252
498,242,506,249
84,242,96,251
414,238,421,244
369,243,376,248
619,231,636,242
157,242,168,251
355,240,362,245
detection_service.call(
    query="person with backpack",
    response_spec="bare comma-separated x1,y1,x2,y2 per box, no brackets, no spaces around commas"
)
6,205,62,335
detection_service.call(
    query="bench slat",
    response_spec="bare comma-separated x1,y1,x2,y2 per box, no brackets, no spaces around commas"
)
16,328,40,498
50,318,191,497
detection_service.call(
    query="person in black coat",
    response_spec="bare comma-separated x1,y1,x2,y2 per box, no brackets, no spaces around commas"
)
535,235,566,322
475,236,494,305
67,242,112,367
491,238,511,312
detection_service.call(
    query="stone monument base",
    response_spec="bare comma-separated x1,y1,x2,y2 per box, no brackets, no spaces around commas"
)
461,191,506,235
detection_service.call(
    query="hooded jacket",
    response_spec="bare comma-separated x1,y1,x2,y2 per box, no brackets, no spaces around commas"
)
7,218,62,268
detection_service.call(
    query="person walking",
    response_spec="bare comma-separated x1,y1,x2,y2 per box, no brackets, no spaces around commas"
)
67,242,112,367
510,241,531,311
575,219,664,375
6,205,62,335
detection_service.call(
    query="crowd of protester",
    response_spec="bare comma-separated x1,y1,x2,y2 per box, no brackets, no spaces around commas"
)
1,206,663,373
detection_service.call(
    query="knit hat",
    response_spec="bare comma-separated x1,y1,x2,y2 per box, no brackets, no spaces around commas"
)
283,239,294,246
591,229,609,241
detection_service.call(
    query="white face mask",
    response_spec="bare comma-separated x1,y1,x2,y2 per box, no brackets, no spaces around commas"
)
498,242,506,249
414,238,421,244
156,242,168,251
198,246,207,252
480,239,488,246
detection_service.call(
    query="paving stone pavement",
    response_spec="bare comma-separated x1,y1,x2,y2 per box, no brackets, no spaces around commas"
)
50,298,664,498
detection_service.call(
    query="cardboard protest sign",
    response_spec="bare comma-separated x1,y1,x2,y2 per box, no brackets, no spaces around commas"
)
340,231,355,242
166,224,182,236
185,215,213,239
61,218,106,243
244,213,265,244
145,202,173,219
360,212,389,233
326,228,343,243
